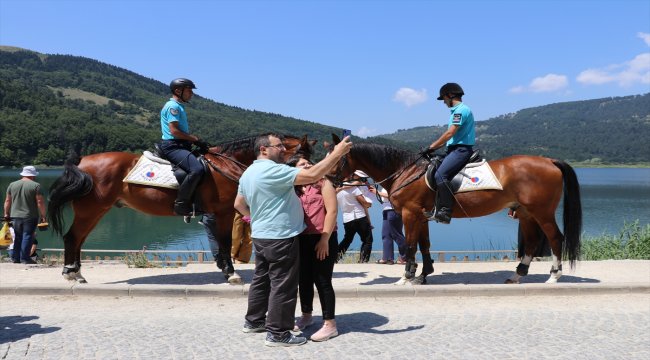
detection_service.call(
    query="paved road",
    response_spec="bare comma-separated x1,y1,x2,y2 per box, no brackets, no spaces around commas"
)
1,294,648,359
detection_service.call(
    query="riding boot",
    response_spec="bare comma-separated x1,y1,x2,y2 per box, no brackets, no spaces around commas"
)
432,181,454,224
174,172,203,216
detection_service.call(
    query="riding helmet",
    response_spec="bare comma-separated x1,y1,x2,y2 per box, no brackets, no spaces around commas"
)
437,83,464,100
170,78,197,93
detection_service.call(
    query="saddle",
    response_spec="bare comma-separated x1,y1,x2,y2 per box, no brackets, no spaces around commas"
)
424,150,503,193
151,143,209,186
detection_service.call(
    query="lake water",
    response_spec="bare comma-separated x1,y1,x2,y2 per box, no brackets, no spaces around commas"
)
1,168,649,257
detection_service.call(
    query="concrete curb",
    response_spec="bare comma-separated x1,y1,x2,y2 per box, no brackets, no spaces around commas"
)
1,282,648,298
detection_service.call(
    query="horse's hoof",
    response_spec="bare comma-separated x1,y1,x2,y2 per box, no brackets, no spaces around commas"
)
504,278,520,284
63,273,76,281
410,276,426,285
227,272,242,285
394,277,409,285
77,278,88,284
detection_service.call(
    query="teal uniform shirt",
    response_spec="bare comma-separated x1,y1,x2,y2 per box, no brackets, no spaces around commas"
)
237,159,306,239
160,98,188,140
446,102,475,146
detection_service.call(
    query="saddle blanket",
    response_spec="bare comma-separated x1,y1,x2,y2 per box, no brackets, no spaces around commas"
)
455,161,503,192
426,160,503,193
123,152,179,189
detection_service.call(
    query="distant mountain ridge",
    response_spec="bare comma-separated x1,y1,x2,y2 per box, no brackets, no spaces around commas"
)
379,94,650,164
1,46,648,166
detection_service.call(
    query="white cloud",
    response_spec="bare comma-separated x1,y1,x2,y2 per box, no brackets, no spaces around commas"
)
393,87,428,107
639,32,650,47
356,126,379,138
577,52,650,86
509,73,568,93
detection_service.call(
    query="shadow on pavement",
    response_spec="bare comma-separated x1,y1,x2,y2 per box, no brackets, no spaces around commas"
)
0,316,61,344
301,312,424,338
107,271,235,285
360,271,599,285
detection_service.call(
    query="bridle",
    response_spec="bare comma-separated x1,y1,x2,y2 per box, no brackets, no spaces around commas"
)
328,143,431,201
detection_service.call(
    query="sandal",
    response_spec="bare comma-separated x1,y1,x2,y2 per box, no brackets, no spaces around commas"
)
376,259,394,265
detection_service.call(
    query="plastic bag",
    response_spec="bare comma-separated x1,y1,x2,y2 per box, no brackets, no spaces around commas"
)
0,222,12,248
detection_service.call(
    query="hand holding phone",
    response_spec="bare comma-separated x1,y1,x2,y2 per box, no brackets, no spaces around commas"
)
342,129,352,139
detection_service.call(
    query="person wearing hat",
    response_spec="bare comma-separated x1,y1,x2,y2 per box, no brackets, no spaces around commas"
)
3,166,47,264
159,78,210,216
424,83,476,224
335,170,374,263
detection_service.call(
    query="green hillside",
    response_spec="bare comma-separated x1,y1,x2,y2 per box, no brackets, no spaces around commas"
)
381,94,650,165
1,46,648,166
0,47,357,166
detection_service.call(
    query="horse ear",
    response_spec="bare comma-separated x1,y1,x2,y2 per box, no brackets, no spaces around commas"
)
332,133,341,144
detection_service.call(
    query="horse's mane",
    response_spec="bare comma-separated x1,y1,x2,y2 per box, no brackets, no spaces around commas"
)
214,133,307,156
215,136,257,154
352,142,420,171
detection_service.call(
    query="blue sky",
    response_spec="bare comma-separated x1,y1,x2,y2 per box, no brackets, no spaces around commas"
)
1,0,649,137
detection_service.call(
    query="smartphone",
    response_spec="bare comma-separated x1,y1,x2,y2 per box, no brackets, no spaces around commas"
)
342,129,352,138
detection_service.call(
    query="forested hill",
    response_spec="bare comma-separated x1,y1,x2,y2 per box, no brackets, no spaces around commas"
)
1,47,648,166
1,47,398,166
380,93,650,164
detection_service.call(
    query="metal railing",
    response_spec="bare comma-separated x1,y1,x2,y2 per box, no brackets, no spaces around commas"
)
38,248,520,266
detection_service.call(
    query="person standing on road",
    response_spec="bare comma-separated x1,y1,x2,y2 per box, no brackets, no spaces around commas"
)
424,82,475,224
336,176,373,263
3,166,47,264
369,187,406,265
287,154,339,342
234,132,351,347
231,210,252,263
159,78,209,216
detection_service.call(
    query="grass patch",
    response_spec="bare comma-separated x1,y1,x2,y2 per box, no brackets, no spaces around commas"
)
581,221,650,260
124,251,160,268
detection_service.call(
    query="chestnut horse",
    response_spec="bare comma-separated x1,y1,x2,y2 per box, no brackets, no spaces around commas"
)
329,135,582,284
48,134,314,284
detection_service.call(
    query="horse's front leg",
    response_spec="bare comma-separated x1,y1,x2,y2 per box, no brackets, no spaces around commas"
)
204,213,242,285
395,248,418,285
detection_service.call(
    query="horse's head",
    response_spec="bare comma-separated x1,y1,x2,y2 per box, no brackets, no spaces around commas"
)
283,134,317,162
326,133,356,187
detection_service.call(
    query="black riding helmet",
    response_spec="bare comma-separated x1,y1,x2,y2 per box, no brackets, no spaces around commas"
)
436,83,464,100
170,78,196,103
170,78,197,93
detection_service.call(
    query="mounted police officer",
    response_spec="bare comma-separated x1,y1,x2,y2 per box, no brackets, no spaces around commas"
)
159,78,208,216
424,83,475,224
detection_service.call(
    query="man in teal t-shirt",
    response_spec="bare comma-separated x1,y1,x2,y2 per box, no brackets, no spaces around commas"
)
234,132,352,347
424,83,476,224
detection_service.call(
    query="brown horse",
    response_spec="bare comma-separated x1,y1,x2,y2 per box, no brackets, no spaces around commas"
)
48,134,314,284
329,135,582,284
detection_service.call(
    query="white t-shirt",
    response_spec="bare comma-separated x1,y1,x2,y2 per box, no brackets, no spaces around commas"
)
336,187,367,223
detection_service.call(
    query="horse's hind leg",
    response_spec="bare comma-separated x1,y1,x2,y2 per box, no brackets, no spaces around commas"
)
505,218,540,284
62,206,111,283
536,216,564,284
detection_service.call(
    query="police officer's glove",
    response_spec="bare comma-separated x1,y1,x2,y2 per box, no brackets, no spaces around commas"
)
195,140,210,154
419,147,436,159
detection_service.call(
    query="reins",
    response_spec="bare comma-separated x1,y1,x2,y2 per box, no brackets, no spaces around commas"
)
202,150,248,184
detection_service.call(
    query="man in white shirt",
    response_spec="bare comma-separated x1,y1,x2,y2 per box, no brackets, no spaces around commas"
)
336,174,373,263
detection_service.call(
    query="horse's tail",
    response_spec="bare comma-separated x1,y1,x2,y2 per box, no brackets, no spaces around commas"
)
48,154,94,237
552,160,582,267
